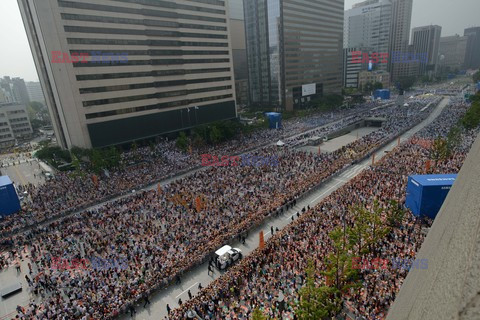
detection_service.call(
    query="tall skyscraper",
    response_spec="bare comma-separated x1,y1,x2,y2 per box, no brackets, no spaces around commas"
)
464,27,480,69
439,35,468,72
227,0,248,106
388,0,413,82
244,0,343,111
343,47,372,88
411,25,442,76
25,81,46,104
344,0,392,72
18,0,237,149
0,76,30,105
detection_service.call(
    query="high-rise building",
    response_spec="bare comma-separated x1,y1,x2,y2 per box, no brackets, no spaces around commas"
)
0,102,33,148
358,70,390,90
25,81,46,104
411,25,442,76
18,0,237,149
227,0,248,106
344,0,392,72
388,0,413,82
0,76,30,105
244,0,343,111
464,27,480,69
438,35,468,72
343,47,373,88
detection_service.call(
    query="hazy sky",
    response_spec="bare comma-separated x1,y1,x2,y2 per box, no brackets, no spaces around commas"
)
0,0,479,82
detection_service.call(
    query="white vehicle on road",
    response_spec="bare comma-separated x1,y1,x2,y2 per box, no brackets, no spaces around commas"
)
214,245,242,270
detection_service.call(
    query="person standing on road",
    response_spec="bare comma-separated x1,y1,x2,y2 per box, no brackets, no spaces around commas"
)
207,264,213,276
128,305,136,317
166,304,171,315
188,289,193,300
143,293,151,308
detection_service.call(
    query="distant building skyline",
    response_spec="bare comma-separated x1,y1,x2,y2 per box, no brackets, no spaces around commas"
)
25,81,45,104
439,35,468,71
388,0,414,82
244,0,343,111
227,0,248,106
464,27,480,69
411,25,442,75
344,0,392,74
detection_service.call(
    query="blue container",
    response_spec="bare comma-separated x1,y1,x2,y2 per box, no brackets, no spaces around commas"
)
265,112,282,129
405,174,456,219
0,176,21,218
373,89,390,100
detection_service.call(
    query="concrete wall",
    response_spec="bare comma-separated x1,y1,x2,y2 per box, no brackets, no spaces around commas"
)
387,132,480,320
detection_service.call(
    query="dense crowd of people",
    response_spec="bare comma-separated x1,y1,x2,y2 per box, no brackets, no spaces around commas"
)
169,99,478,320
0,99,416,237
0,100,390,237
0,98,443,319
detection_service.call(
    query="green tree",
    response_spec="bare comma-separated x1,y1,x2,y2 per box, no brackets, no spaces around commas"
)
373,82,383,90
297,260,341,320
386,200,405,228
176,131,189,151
366,200,390,253
446,125,462,152
89,149,106,174
397,76,416,90
348,205,370,255
105,146,121,169
348,201,390,255
324,227,361,293
69,153,86,177
473,70,480,83
209,126,223,144
461,95,480,130
431,137,450,160
363,81,374,93
251,308,267,320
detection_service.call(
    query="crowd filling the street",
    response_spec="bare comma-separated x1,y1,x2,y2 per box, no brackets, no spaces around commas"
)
0,87,478,320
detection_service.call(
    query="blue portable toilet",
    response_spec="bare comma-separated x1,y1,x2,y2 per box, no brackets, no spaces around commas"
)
405,174,457,219
265,112,282,129
0,176,21,218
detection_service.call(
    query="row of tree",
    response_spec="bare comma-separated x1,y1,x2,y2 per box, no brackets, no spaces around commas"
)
176,119,267,151
430,92,480,161
36,142,122,174
252,200,406,319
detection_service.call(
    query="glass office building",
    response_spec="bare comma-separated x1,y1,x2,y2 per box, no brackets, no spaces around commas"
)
244,0,343,110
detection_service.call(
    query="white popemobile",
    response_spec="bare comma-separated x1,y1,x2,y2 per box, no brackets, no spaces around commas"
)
214,245,242,270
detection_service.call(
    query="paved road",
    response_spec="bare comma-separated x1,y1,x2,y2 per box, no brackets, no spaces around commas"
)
4,105,390,237
0,159,45,187
0,98,447,319
118,98,449,320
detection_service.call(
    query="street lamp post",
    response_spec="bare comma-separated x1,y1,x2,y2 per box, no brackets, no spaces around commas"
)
194,106,199,124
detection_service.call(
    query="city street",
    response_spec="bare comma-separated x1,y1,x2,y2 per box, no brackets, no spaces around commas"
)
113,98,449,320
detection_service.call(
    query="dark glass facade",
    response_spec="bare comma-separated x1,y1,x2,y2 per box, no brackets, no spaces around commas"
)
244,0,343,110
